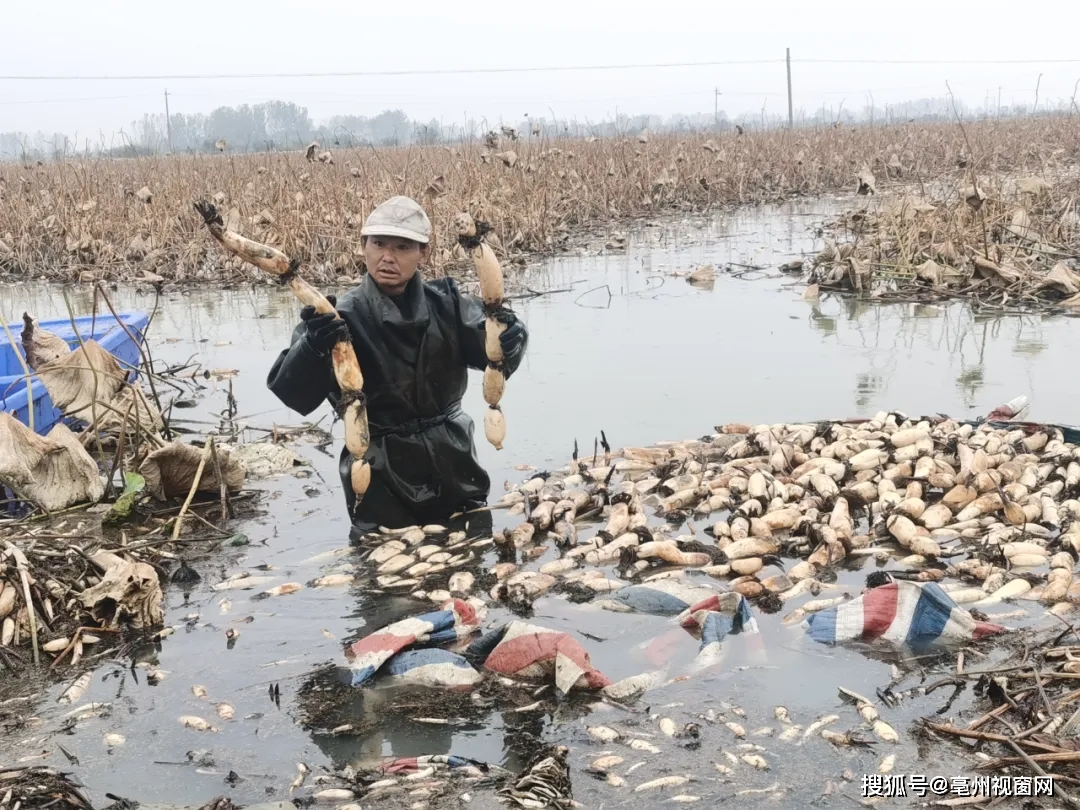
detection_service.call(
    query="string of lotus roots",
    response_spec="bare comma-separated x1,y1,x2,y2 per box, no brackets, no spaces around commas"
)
193,201,508,510
453,212,507,451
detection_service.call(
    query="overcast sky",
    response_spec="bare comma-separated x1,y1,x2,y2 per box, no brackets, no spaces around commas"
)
3,0,1078,141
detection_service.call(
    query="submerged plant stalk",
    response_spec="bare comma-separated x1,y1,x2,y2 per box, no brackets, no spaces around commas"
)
192,200,372,500
455,212,507,450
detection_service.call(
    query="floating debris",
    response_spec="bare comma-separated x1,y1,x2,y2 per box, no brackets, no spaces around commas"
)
778,725,803,742
740,753,769,771
463,619,648,695
805,580,1004,647
312,788,354,803
179,715,218,732
635,775,691,792
346,599,482,687
57,672,93,705
383,649,483,689
259,582,303,598
233,442,306,478
212,573,276,592
802,715,841,741
590,755,624,771
290,763,310,793
497,745,571,808
310,573,354,588
587,726,621,743
820,729,874,748
0,765,94,810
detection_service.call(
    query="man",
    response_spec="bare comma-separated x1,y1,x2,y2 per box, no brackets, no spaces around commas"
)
267,196,527,539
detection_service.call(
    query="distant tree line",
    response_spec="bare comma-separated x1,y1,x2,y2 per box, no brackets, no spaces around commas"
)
1,94,1076,161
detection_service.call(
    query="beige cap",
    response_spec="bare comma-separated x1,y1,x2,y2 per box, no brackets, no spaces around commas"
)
361,196,431,244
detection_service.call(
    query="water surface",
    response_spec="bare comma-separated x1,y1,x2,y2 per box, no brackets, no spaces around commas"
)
1,199,1077,808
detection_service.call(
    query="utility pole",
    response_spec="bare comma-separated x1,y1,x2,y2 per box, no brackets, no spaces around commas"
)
786,48,794,129
997,86,1002,117
164,88,173,152
714,87,721,127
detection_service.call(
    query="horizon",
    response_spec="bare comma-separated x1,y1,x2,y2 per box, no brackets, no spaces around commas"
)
3,0,1079,155
2,90,1075,159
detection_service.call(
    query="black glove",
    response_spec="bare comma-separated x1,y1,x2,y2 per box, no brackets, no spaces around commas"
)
300,295,349,355
494,308,527,376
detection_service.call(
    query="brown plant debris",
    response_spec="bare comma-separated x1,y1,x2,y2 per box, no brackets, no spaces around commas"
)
77,558,163,630
0,414,104,511
807,176,1080,308
138,441,245,501
0,766,94,810
83,383,164,444
20,313,70,370
33,339,127,421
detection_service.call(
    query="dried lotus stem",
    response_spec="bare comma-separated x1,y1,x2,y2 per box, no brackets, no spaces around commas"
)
455,211,508,450
192,200,372,500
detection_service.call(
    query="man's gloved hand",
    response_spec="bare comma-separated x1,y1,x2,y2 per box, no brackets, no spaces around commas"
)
300,294,350,355
494,308,527,376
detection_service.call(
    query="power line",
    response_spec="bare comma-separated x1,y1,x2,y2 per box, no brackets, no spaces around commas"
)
0,93,158,105
795,58,1080,65
166,90,725,105
0,83,1055,108
0,86,1061,113
0,59,783,82
18,89,760,111
1,56,1079,82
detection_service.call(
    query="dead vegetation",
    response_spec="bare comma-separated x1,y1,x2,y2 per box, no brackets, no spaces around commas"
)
1,311,242,515
0,367,326,678
924,625,1080,792
806,170,1080,309
0,291,319,673
0,520,176,675
0,118,1077,284
0,766,93,810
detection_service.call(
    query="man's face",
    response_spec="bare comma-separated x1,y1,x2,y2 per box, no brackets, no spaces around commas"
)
363,235,429,296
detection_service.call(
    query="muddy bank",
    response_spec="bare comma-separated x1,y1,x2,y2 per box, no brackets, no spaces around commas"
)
1,201,1079,809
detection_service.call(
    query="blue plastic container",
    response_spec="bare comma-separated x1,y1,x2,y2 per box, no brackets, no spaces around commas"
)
0,312,150,435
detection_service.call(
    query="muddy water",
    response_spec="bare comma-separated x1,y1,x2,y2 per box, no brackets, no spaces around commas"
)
2,199,1079,808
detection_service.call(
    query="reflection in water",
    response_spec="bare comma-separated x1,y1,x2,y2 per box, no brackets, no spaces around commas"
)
1014,338,1048,357
840,296,874,323
802,294,1059,420
296,649,570,777
854,371,884,411
309,693,540,778
957,366,985,408
1,200,1079,808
